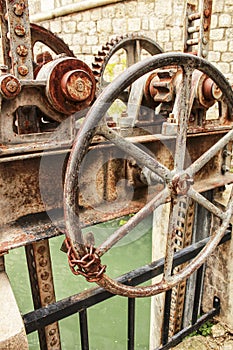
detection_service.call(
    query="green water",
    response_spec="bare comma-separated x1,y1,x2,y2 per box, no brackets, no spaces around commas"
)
5,216,152,349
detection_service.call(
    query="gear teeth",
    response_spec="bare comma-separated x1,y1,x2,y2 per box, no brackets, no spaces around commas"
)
92,62,102,69
102,45,109,51
92,71,101,77
93,56,104,63
97,50,107,56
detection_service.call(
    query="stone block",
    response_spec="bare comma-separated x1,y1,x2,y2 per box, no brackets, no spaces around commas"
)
213,40,228,52
219,14,232,27
0,272,28,350
50,19,62,34
97,19,112,33
112,18,127,33
221,52,233,62
217,61,230,74
210,14,218,29
102,5,116,18
210,28,225,41
157,29,170,43
128,18,141,32
114,3,126,18
62,20,76,34
208,51,221,62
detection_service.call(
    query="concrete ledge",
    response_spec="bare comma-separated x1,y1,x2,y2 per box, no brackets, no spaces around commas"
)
0,272,28,349
30,0,125,22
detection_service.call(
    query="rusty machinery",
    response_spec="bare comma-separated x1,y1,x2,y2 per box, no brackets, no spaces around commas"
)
0,0,233,348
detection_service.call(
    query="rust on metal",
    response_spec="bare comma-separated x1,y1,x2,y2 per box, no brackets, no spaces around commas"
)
0,74,21,98
65,238,106,282
36,57,96,115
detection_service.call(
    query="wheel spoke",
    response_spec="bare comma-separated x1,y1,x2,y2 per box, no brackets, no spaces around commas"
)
174,66,194,171
125,40,141,67
188,187,226,220
98,124,172,181
96,187,171,256
187,128,233,176
126,75,148,127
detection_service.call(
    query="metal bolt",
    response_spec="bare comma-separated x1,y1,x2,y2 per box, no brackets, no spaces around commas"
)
18,65,29,76
39,257,47,267
13,1,25,16
14,25,26,36
204,9,211,18
6,79,18,93
42,283,51,292
40,271,49,280
16,45,28,57
76,79,85,92
49,329,56,336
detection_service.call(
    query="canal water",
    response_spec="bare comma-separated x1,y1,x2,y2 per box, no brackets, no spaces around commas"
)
5,215,152,349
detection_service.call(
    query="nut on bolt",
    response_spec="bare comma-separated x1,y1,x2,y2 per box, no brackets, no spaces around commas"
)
0,74,21,99
61,69,93,102
18,65,29,76
14,25,26,37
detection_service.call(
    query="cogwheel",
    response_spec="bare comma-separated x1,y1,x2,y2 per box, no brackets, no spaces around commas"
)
92,33,163,95
30,23,75,76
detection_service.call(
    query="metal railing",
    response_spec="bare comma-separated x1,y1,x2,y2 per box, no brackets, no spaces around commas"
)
23,228,231,350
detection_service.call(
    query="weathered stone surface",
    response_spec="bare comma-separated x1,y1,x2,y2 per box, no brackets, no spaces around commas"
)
172,335,208,350
212,324,227,338
27,0,233,89
0,272,28,349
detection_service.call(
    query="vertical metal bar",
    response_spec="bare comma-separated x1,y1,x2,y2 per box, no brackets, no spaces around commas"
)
5,0,34,79
162,289,172,345
192,265,204,325
79,309,89,350
128,298,135,350
25,244,48,350
25,240,61,350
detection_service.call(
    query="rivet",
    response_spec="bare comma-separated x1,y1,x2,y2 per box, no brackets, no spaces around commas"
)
40,271,49,280
13,1,25,16
37,245,46,254
49,329,56,336
16,45,28,57
39,257,47,267
14,25,26,37
18,65,29,76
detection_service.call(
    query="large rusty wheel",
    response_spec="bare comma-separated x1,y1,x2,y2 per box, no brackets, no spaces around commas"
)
64,52,233,297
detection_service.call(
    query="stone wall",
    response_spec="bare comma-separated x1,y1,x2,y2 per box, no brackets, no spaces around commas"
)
28,0,233,82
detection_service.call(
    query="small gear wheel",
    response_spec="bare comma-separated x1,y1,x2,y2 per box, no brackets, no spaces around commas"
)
92,33,163,95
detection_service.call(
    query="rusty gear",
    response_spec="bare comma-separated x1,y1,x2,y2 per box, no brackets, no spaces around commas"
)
92,33,163,94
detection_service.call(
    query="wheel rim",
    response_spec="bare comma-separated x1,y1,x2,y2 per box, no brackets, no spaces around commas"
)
64,52,233,297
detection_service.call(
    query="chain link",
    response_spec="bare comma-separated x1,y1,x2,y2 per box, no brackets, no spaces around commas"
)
65,238,106,282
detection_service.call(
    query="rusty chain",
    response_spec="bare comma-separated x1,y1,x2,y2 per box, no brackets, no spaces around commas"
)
65,238,106,283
